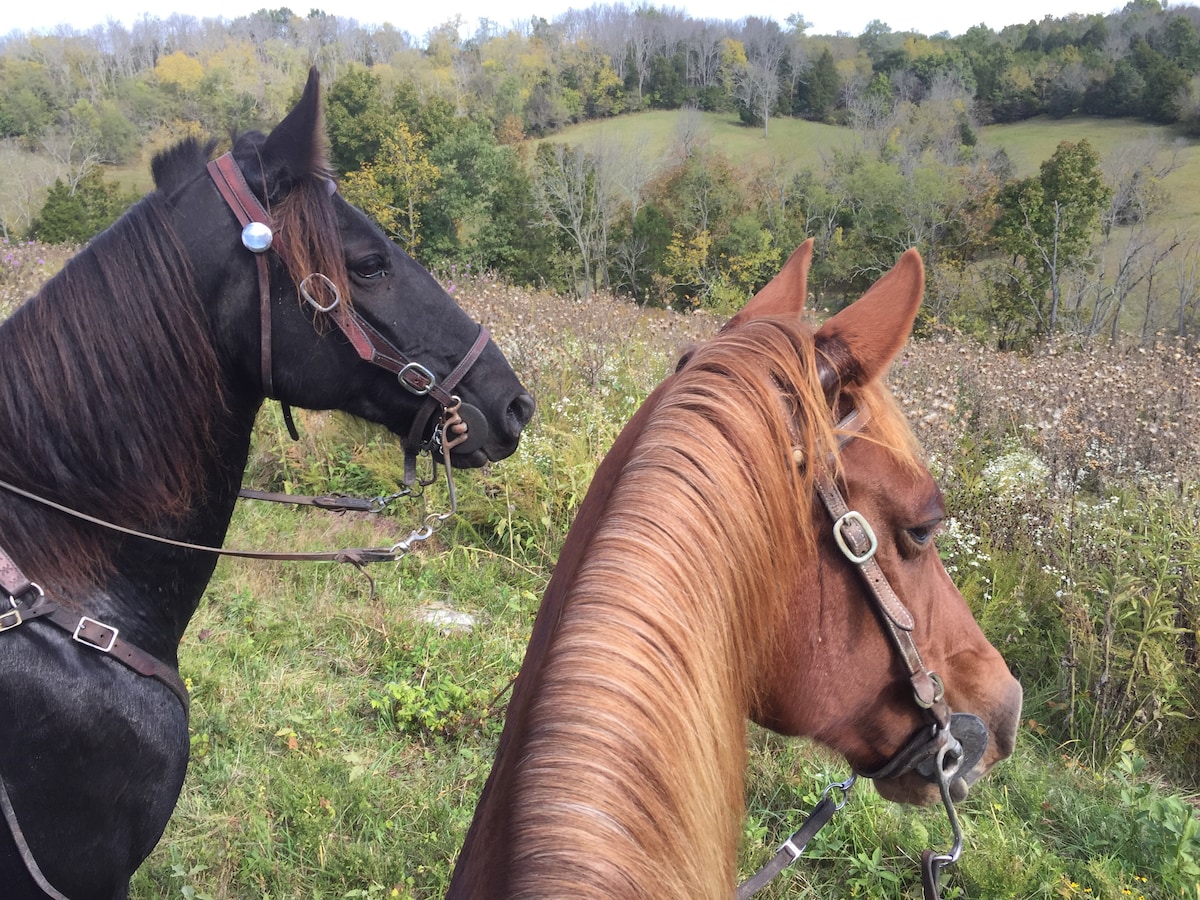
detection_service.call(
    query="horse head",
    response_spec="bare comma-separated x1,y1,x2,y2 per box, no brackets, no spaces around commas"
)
157,68,534,468
740,240,1022,808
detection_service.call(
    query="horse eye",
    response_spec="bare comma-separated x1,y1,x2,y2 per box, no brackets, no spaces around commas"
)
906,524,939,547
353,257,387,279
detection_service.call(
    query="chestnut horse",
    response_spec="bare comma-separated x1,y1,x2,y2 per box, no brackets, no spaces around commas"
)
448,241,1022,899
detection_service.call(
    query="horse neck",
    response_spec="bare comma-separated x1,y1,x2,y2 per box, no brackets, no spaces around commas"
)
0,218,258,662
452,381,766,900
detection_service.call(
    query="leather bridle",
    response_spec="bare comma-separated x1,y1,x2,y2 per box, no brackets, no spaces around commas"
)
206,152,491,483
738,402,987,900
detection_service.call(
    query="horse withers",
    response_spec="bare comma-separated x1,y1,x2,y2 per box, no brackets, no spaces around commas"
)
0,69,533,898
448,240,1021,898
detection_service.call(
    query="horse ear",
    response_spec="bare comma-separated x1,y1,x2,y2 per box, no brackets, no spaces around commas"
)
815,247,924,388
723,238,813,330
259,67,330,184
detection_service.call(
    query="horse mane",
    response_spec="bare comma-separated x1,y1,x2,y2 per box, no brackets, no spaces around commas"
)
502,314,923,898
0,182,222,595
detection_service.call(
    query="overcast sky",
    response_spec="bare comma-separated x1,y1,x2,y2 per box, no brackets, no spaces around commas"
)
5,0,1161,43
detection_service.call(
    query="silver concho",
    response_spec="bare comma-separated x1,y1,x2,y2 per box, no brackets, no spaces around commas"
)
241,221,274,253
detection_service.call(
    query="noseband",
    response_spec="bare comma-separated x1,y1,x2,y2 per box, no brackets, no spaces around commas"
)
207,152,490,482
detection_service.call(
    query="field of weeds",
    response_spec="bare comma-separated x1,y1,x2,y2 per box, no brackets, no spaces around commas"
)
3,240,1198,898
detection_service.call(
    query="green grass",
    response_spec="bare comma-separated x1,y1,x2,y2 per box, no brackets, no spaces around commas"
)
540,108,857,176
113,277,1200,899
549,110,1200,233
978,115,1200,230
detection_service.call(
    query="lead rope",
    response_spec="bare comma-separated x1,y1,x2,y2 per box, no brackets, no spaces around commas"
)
0,415,463,582
736,775,856,900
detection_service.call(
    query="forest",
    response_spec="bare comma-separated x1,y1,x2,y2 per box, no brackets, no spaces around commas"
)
3,0,1200,344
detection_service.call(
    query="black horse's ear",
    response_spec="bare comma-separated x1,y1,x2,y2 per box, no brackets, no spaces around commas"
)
259,68,331,189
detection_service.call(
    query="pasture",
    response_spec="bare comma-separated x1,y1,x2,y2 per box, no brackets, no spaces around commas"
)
2,240,1198,898
546,110,1200,230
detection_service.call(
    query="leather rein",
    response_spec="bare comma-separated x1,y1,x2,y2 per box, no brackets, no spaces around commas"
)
737,405,980,900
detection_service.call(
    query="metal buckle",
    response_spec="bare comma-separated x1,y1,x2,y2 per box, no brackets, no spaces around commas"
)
73,615,119,653
0,607,22,632
299,273,341,313
833,510,878,563
398,362,436,396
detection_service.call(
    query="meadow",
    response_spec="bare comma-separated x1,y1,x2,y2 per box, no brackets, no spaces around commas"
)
2,238,1198,899
546,110,1200,229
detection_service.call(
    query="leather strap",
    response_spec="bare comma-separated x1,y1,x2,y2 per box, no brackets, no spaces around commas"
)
1,546,188,711
0,551,33,599
12,594,189,713
736,794,837,899
814,410,952,729
236,488,384,512
207,153,282,400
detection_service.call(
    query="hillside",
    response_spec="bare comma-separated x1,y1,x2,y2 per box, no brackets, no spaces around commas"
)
548,110,1200,229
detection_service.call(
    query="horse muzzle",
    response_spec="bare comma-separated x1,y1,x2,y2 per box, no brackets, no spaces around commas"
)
862,712,990,803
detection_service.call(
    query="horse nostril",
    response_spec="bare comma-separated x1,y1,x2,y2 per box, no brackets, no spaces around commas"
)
509,391,536,431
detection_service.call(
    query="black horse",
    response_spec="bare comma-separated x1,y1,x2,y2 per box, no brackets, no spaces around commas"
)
0,69,534,899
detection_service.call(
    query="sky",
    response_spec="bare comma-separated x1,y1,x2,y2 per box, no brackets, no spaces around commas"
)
4,0,1142,43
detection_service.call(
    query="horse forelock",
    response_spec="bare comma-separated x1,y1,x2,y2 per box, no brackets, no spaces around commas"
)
508,315,860,897
273,177,352,316
0,192,222,594
224,120,351,315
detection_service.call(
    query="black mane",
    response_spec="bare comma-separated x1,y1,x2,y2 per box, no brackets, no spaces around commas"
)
150,136,219,197
0,181,223,592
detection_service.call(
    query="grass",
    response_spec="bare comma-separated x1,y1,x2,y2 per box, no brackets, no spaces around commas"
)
549,109,1200,235
977,115,1200,230
5,244,1197,898
540,108,858,177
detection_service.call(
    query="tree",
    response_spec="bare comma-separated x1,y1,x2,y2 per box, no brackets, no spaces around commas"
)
991,140,1111,337
533,142,610,296
733,18,786,136
29,167,133,244
324,66,391,174
339,122,439,255
419,121,544,279
795,47,838,121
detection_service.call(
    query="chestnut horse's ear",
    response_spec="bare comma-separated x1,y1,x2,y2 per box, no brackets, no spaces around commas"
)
723,238,814,330
815,247,924,388
259,67,330,187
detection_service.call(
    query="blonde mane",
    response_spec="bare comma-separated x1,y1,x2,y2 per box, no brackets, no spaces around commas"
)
506,315,921,898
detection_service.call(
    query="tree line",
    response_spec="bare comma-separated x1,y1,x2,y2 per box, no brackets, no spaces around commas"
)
3,1,1200,344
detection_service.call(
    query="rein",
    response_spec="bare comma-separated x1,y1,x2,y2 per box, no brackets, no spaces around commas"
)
736,406,976,900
